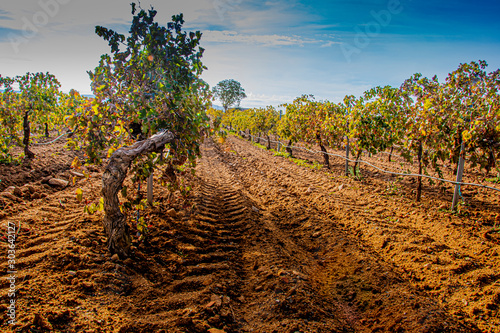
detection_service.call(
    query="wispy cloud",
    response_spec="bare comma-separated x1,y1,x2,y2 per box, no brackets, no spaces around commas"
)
0,9,13,21
0,26,22,42
320,40,340,48
203,30,321,47
241,92,297,108
195,0,321,34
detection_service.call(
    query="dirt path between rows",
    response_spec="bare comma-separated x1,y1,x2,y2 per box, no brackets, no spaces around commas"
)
210,136,485,333
0,135,498,332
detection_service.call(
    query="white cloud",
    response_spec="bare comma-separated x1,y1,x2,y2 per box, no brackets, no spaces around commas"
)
241,92,297,108
320,40,340,48
203,30,319,47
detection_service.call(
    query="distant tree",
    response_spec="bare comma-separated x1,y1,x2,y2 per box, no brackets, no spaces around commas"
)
212,79,246,111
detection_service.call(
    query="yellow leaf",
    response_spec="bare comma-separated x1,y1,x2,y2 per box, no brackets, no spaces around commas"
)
113,125,122,135
71,156,82,169
67,116,76,128
424,99,432,110
462,130,472,142
87,203,97,214
76,188,83,202
107,147,116,158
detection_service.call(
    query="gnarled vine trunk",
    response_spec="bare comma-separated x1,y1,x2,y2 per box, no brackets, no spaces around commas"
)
102,130,175,257
316,133,329,169
388,146,394,162
320,144,329,168
353,150,362,172
286,140,293,157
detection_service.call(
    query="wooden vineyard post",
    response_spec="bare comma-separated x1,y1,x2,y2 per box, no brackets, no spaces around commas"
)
416,142,423,202
147,172,154,205
277,112,282,152
23,110,35,159
452,141,466,211
345,137,350,176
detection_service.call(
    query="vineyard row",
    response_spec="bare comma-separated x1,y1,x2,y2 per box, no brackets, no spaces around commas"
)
208,60,499,208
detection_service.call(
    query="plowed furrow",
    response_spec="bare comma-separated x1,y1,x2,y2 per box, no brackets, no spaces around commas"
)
158,157,249,331
218,135,482,332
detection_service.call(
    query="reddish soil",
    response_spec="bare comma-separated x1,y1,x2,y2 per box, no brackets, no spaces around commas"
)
0,134,499,332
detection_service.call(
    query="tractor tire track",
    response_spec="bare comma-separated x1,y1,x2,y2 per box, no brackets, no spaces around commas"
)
193,138,353,332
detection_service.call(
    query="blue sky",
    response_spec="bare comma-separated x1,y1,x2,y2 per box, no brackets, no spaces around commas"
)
0,0,499,108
